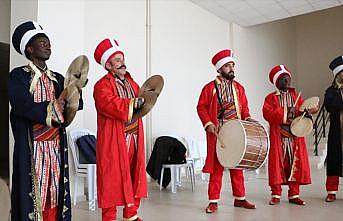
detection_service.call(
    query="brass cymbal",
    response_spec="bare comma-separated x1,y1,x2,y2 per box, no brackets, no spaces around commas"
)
132,75,164,121
64,55,89,89
62,85,80,127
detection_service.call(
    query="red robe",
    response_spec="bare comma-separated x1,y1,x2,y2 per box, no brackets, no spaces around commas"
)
197,79,250,173
93,72,147,208
262,88,311,186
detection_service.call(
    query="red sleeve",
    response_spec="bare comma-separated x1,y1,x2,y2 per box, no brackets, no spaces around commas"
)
93,79,134,122
263,94,285,124
238,85,251,120
197,84,213,128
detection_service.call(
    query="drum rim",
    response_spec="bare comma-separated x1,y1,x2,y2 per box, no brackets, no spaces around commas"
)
238,120,247,168
255,121,270,170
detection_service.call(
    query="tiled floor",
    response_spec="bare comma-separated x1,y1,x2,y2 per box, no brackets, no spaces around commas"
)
72,158,343,221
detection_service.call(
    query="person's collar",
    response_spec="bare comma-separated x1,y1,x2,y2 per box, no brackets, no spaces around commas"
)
28,61,57,94
335,75,343,88
275,88,289,95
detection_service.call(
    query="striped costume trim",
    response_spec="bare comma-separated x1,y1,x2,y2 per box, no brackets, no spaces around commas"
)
114,76,139,151
278,91,298,182
215,77,238,124
31,63,61,210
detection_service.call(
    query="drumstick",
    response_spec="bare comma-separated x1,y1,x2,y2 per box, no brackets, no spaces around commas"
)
298,111,307,122
215,132,225,148
293,91,301,107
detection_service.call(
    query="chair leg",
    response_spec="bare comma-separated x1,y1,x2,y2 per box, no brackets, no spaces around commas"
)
87,165,96,211
94,167,97,200
160,167,165,191
188,164,195,192
177,167,181,186
191,163,195,190
170,167,177,193
73,176,78,206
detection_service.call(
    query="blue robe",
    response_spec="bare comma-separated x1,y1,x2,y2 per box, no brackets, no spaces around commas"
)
9,65,74,221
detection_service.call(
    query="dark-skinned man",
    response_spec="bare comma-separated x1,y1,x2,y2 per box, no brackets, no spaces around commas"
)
197,49,256,214
324,55,343,202
262,65,311,206
9,21,75,221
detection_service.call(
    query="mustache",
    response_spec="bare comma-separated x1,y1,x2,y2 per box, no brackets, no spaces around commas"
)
117,64,127,69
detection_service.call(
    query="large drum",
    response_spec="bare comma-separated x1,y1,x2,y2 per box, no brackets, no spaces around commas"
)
216,120,269,169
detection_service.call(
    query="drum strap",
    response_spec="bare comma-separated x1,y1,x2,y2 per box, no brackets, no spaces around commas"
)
214,81,225,124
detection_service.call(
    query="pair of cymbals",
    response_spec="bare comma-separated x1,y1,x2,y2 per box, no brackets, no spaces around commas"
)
62,56,163,125
63,55,89,127
132,75,164,121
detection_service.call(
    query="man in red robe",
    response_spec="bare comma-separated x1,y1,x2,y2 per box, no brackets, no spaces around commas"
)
93,38,147,221
197,49,256,213
263,65,311,206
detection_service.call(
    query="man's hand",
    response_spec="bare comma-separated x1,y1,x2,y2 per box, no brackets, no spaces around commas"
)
287,107,296,119
134,97,145,109
206,124,217,135
246,118,258,123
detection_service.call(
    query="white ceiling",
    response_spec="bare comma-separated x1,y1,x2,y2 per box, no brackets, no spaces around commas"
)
189,0,343,26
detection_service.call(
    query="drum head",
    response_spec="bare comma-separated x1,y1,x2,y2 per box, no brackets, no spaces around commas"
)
291,117,313,137
216,120,245,168
299,96,319,112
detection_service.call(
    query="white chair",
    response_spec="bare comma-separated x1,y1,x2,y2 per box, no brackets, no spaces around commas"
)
184,138,207,181
68,128,97,211
159,161,195,193
158,136,196,193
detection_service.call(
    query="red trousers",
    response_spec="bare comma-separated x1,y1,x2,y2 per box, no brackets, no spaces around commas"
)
208,158,245,201
326,176,339,194
102,198,140,221
43,180,57,221
270,182,299,198
102,136,140,221
270,143,301,198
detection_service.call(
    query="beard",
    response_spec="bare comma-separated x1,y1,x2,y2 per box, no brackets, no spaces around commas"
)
221,71,235,80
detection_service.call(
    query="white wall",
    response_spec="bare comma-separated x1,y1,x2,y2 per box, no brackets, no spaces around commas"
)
232,19,296,124
150,0,231,141
10,0,38,69
0,0,10,43
83,0,147,133
295,5,343,102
